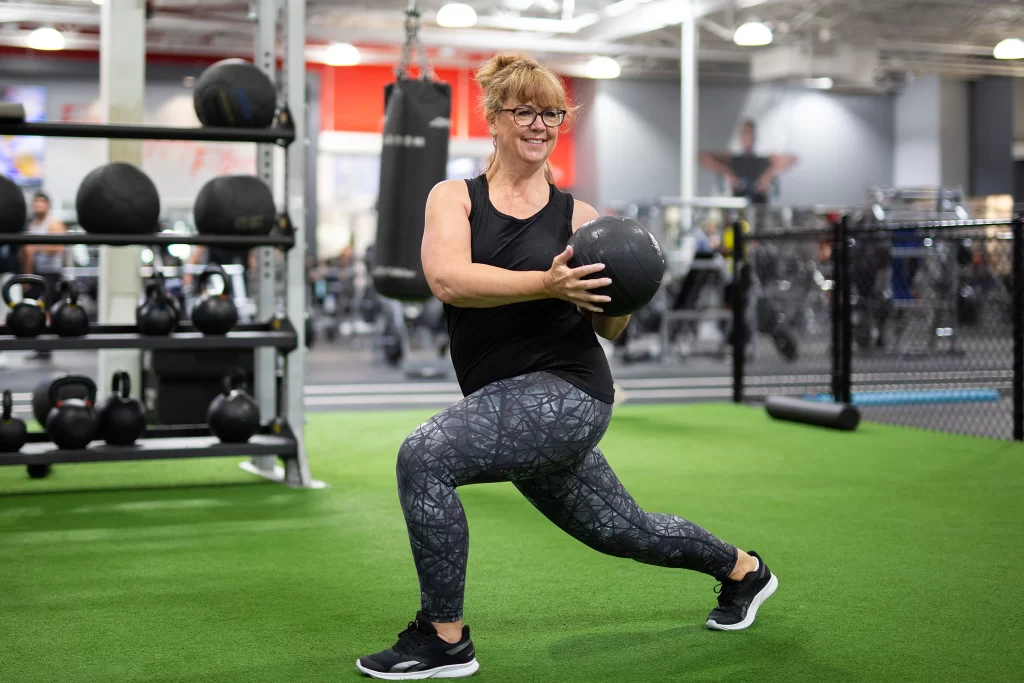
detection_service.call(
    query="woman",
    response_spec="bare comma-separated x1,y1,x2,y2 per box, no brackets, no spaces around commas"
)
357,54,777,680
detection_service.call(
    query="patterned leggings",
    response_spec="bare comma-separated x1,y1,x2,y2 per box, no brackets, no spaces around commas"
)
397,371,739,622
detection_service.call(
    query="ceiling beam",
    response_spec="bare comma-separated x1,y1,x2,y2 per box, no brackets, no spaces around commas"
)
577,0,734,43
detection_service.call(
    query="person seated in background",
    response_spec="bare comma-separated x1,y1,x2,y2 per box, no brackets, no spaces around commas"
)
22,191,66,361
699,120,798,204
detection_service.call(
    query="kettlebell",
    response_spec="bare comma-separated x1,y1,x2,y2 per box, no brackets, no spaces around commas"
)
50,279,90,337
191,264,238,335
2,275,51,338
136,276,179,336
207,369,260,443
45,376,98,450
0,390,27,453
96,371,146,446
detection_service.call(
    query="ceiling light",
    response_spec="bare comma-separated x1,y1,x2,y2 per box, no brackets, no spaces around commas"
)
27,27,66,51
803,77,833,90
993,38,1024,60
93,0,103,4
436,3,478,28
733,21,772,47
586,56,621,79
324,42,360,66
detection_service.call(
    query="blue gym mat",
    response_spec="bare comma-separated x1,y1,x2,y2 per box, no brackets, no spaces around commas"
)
804,389,1001,406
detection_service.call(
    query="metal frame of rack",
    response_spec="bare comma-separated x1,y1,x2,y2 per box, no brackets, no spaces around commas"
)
0,0,312,487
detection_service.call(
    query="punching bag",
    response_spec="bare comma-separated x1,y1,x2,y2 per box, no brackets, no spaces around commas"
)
372,77,451,301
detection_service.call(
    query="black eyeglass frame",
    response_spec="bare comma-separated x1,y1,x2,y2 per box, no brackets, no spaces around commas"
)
499,107,568,128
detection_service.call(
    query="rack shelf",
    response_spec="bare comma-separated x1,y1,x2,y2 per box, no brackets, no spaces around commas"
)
0,434,298,467
0,232,295,249
0,121,295,145
0,321,298,352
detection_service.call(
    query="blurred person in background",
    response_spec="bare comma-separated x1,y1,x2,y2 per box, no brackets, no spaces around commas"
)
22,191,66,361
699,120,798,204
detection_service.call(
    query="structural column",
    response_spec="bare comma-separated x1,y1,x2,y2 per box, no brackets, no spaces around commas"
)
680,6,697,232
98,0,145,394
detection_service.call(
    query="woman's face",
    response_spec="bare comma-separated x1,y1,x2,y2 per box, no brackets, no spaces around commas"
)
493,99,561,168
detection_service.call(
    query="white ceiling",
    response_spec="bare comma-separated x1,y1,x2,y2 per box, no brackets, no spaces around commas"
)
1,0,1023,86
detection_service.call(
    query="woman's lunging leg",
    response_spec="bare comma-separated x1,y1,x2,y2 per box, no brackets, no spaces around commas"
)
396,372,612,624
514,446,739,580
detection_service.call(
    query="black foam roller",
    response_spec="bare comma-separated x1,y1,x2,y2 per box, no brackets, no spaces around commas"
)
765,395,860,431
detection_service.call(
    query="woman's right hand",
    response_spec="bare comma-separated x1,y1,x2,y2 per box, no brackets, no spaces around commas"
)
543,246,612,313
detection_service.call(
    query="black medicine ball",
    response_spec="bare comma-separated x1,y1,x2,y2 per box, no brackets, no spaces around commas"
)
193,59,277,129
567,216,666,318
0,175,27,234
75,163,161,234
194,175,276,237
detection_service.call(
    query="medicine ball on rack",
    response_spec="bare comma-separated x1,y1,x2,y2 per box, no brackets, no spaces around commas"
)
76,163,160,234
0,174,26,234
193,59,277,129
567,216,666,318
194,176,276,238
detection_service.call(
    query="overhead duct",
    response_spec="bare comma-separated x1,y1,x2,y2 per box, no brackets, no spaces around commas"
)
751,43,880,91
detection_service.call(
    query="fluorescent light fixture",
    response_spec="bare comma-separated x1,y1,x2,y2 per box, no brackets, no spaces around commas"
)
436,3,478,28
92,0,103,4
586,56,621,79
733,21,772,47
993,38,1024,60
803,76,834,90
27,27,66,51
324,42,360,66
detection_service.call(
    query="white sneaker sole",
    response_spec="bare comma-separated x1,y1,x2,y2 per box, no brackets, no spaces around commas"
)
705,573,778,631
355,658,480,679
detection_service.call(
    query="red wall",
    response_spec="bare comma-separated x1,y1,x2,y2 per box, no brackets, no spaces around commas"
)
318,64,576,187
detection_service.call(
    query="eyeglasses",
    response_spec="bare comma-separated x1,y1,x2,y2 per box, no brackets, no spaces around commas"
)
500,107,567,128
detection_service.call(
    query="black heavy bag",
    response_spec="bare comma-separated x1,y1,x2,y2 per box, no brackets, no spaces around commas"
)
0,175,26,234
372,78,451,301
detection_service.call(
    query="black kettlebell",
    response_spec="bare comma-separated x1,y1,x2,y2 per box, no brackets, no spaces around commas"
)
0,390,27,453
191,264,238,335
2,274,51,338
207,370,260,443
45,376,98,450
136,276,179,336
96,371,146,446
50,279,90,337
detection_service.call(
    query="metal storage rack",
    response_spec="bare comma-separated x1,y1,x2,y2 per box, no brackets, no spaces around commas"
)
0,0,312,487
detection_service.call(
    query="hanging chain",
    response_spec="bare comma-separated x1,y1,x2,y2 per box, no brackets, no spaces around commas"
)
395,2,435,81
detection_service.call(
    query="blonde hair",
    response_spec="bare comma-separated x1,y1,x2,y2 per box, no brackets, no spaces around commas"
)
475,53,575,185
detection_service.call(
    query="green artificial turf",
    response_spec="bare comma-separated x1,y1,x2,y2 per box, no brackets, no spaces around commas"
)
1,403,1022,682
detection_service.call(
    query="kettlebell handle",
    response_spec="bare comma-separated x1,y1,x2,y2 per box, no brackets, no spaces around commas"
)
222,368,248,395
2,275,51,309
58,279,79,305
49,375,98,407
2,389,12,421
197,264,234,298
112,370,131,400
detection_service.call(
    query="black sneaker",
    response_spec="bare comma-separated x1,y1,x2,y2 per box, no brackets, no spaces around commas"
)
356,612,479,679
705,550,778,631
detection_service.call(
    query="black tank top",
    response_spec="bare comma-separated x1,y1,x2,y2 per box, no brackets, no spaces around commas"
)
443,175,615,403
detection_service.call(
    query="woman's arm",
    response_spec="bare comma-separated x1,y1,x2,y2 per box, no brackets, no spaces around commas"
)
422,181,611,311
572,200,630,340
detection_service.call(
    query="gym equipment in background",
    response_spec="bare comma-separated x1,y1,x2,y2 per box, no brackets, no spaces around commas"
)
805,389,1000,407
32,372,68,426
766,395,861,431
96,371,146,446
0,390,27,453
50,279,90,337
208,370,260,443
45,375,98,450
191,264,238,335
194,175,276,239
76,162,160,234
568,216,667,317
3,275,51,338
372,5,451,301
0,174,26,233
136,276,180,336
193,59,277,129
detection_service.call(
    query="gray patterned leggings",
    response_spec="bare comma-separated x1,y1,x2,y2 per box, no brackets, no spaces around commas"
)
397,371,739,622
